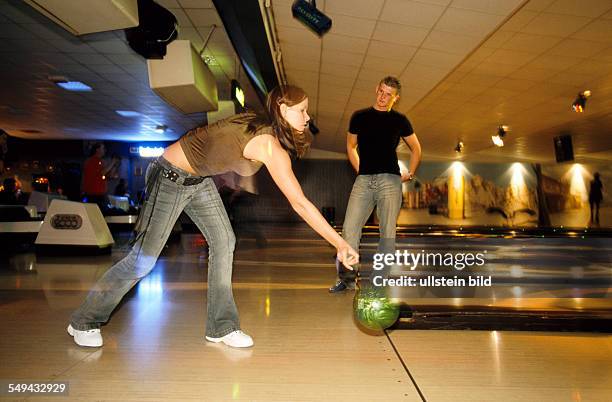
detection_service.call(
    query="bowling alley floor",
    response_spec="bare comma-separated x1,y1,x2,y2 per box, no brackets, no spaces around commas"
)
1,225,611,401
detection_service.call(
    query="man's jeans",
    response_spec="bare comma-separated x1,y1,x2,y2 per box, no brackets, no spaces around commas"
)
70,157,240,338
338,173,402,284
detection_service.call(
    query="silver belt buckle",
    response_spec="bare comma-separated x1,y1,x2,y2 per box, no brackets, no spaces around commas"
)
162,168,179,182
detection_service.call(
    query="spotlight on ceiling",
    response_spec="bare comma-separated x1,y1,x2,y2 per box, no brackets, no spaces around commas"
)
491,125,508,147
454,141,464,153
155,124,168,134
571,90,591,113
292,0,332,36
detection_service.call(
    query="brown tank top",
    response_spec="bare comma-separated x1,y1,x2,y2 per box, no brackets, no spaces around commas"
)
178,113,270,177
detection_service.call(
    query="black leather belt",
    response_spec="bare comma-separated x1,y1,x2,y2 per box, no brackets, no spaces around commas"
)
161,168,205,186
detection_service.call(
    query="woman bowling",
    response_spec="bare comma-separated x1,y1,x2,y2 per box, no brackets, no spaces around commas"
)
68,85,359,348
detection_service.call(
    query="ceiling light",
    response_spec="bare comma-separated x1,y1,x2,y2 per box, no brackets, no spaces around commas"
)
454,141,464,153
491,135,504,147
116,110,142,117
56,81,93,91
292,0,332,36
202,55,218,65
49,76,92,92
572,90,591,113
155,124,168,133
231,80,245,108
491,125,508,147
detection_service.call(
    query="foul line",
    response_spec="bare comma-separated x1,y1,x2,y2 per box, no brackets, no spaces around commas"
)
384,330,427,402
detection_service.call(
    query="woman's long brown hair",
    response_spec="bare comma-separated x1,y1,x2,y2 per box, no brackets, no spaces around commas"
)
235,85,312,159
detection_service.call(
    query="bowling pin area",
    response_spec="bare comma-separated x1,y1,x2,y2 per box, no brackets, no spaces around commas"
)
1,225,610,402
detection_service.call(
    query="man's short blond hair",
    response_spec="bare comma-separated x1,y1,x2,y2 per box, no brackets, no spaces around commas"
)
379,76,401,93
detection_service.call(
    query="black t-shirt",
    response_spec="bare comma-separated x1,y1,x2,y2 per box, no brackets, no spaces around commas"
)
349,107,414,175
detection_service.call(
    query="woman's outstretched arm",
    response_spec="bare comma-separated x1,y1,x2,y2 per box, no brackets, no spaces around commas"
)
244,134,358,269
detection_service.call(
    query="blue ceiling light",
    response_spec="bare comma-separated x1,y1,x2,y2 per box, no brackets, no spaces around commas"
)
116,110,142,117
56,81,93,92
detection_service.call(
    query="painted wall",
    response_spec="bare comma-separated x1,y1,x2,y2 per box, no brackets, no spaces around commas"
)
246,160,610,229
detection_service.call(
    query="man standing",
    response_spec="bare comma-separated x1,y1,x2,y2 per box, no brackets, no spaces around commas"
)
330,76,422,292
82,143,119,211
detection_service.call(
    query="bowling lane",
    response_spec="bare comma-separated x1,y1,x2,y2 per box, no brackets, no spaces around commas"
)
387,329,612,402
1,226,610,401
359,236,612,310
0,233,422,401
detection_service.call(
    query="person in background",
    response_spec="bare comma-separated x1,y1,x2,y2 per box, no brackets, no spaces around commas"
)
82,143,119,212
330,76,422,293
0,177,21,205
114,178,129,197
589,172,603,225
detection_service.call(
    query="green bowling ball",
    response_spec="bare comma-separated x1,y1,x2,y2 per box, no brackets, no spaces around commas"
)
353,287,400,331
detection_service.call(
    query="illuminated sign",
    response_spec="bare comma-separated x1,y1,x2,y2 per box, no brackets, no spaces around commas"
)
139,146,164,158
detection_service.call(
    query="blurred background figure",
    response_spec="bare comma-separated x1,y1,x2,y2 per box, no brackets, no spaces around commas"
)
0,130,7,175
589,172,603,225
82,143,119,212
114,178,129,197
214,172,267,248
0,177,27,205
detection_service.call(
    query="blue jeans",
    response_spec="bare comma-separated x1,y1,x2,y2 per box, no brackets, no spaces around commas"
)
338,174,402,283
70,157,240,338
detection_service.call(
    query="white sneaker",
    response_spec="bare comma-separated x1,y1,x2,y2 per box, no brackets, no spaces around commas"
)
205,330,253,348
67,324,103,347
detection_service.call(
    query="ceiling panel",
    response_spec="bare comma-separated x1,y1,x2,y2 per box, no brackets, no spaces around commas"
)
326,13,377,39
188,8,222,26
321,49,365,67
372,22,430,46
545,0,612,18
361,56,406,76
325,0,385,20
421,30,482,54
320,63,360,81
322,34,369,54
485,48,538,66
499,32,562,52
276,25,321,48
571,19,612,43
546,38,610,58
521,12,591,36
380,0,446,28
366,40,419,61
451,0,524,15
435,7,505,37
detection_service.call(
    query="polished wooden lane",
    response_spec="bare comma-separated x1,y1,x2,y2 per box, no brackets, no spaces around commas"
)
0,228,610,401
388,330,612,402
0,233,418,401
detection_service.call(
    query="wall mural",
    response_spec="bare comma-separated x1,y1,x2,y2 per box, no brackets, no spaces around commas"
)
542,163,610,228
397,161,609,228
